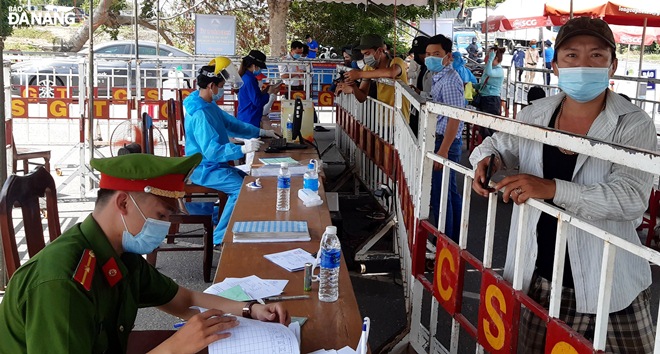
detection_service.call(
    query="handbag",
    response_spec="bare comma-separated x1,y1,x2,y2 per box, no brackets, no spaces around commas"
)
471,76,489,109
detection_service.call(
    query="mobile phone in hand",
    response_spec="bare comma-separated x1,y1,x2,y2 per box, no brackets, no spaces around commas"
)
482,153,496,189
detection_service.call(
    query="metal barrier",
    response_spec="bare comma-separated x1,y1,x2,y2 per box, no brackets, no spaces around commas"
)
335,79,660,353
7,54,342,146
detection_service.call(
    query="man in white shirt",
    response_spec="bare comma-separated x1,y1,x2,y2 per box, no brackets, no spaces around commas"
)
470,17,655,353
278,40,306,97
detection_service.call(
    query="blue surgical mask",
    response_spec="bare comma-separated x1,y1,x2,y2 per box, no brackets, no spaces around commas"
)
121,194,171,255
558,67,610,103
212,85,223,101
531,45,537,49
425,55,448,73
292,53,301,59
253,68,262,76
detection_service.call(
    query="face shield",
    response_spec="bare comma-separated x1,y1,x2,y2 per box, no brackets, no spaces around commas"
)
208,57,244,90
219,63,243,89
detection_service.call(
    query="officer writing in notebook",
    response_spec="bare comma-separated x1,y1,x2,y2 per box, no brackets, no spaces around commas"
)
0,154,290,354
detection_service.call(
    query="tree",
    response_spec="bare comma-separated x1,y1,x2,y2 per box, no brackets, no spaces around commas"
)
268,0,291,57
288,1,437,57
465,0,505,7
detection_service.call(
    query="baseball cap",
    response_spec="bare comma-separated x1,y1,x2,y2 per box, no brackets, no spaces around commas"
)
555,17,615,51
356,34,384,50
409,36,430,55
244,50,267,69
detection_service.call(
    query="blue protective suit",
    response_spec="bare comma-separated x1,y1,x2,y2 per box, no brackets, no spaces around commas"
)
451,52,477,85
237,70,270,128
183,90,260,244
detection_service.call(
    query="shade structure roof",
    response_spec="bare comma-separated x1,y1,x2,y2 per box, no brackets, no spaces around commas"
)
610,24,660,45
544,0,660,27
483,0,564,32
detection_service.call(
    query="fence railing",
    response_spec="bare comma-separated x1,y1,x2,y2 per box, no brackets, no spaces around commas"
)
335,79,660,353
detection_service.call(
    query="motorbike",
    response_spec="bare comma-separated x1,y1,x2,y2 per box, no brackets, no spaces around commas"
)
319,45,338,59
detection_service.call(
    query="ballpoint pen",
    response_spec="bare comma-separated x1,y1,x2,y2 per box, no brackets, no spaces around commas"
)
265,295,310,301
173,313,235,329
356,317,370,354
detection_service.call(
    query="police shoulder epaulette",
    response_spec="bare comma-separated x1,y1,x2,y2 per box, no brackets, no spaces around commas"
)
73,249,96,291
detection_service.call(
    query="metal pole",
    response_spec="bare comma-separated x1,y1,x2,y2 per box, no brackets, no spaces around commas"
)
134,0,141,103
485,0,488,48
156,0,161,99
0,42,7,289
433,0,437,35
636,18,648,100
87,0,94,193
0,45,8,186
570,0,574,19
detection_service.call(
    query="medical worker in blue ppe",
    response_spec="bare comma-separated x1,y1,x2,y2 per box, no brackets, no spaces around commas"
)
451,51,477,85
184,57,278,245
237,50,281,128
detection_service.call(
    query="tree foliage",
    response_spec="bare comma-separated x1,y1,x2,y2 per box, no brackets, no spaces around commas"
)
465,0,505,8
287,1,451,57
162,0,270,55
1,0,21,39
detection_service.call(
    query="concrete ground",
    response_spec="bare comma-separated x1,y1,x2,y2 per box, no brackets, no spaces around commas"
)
3,122,660,353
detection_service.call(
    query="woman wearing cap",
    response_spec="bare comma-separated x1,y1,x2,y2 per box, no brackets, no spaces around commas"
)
184,57,278,246
237,50,280,128
476,46,506,118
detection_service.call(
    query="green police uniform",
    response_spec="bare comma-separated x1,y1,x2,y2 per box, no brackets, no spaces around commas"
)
0,215,178,353
0,153,202,353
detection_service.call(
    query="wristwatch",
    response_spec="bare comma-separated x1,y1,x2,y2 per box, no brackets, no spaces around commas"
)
242,300,259,318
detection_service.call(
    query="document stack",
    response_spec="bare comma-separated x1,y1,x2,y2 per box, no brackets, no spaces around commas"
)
232,221,311,243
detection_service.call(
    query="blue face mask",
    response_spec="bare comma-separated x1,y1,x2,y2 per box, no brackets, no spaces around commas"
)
531,45,537,49
292,53,301,59
212,84,223,102
121,194,171,255
425,55,447,73
558,67,610,103
253,68,262,76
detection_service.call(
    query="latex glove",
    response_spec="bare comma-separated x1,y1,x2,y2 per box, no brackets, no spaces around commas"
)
240,138,264,154
259,129,278,139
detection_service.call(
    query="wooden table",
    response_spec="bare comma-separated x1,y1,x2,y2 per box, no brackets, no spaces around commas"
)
214,175,363,353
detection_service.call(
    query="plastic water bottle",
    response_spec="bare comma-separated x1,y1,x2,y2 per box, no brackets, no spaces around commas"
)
286,114,294,141
319,226,341,302
276,162,291,211
303,159,319,193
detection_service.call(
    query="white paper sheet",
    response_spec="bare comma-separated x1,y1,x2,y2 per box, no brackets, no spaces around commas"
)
264,248,316,272
205,275,285,300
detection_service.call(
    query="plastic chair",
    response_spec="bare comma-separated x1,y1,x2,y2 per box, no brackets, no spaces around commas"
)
0,167,61,279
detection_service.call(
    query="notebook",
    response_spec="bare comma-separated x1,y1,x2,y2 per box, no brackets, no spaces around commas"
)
232,221,311,243
208,317,300,354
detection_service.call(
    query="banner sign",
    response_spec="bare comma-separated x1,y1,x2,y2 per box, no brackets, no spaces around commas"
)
195,14,236,55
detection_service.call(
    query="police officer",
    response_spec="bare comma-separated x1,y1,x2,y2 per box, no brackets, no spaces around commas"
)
0,153,290,353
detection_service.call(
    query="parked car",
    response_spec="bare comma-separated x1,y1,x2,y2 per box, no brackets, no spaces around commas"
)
453,29,483,63
10,40,193,98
